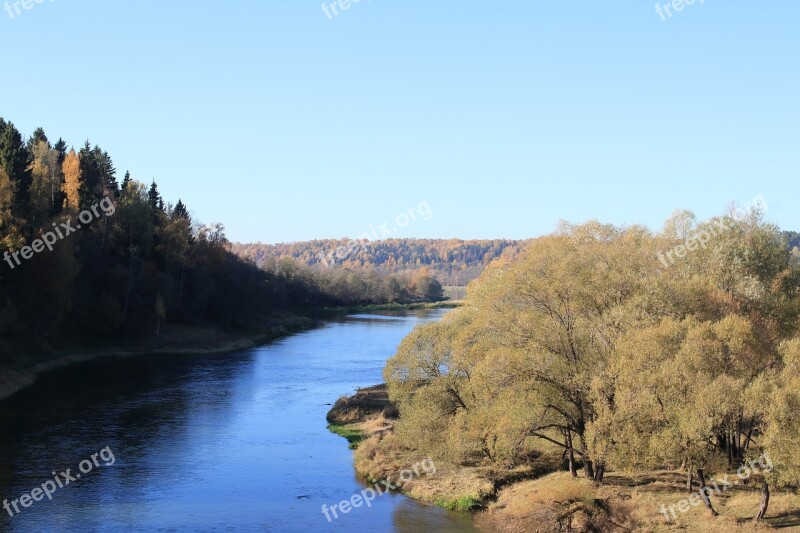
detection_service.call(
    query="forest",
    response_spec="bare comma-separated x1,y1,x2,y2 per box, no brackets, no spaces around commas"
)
232,238,524,286
381,209,800,526
0,118,445,363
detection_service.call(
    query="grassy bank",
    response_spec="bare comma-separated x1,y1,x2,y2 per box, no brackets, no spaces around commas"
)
0,312,316,402
326,384,536,515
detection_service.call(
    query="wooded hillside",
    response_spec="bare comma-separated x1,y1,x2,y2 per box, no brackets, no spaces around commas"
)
232,238,525,286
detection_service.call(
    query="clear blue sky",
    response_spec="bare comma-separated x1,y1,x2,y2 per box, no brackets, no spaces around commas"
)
1,1,797,243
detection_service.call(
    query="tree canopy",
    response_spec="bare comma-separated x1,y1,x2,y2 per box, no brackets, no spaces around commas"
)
384,210,800,521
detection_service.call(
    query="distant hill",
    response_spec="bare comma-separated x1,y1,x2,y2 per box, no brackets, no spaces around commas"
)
231,238,526,286
786,231,800,251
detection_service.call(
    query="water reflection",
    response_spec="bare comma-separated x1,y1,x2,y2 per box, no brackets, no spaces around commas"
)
0,310,479,532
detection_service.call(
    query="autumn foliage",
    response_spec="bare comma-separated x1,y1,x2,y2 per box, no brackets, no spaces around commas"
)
385,211,800,522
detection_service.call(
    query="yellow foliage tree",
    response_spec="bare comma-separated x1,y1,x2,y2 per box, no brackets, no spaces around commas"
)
29,140,60,223
61,149,81,212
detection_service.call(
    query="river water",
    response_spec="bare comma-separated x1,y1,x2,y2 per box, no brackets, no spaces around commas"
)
0,309,479,532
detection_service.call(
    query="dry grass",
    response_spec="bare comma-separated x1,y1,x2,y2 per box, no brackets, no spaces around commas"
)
326,384,396,424
478,470,800,532
360,414,394,435
354,433,494,510
329,386,800,530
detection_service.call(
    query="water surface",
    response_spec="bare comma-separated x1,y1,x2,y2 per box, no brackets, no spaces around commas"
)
0,309,478,532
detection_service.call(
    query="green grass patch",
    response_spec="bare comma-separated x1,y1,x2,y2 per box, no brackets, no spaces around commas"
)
327,424,366,449
434,496,481,512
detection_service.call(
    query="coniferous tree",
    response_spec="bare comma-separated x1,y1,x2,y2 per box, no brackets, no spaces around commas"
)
54,138,67,163
148,180,163,212
29,127,49,148
78,142,116,209
173,199,190,221
0,120,33,229
99,150,118,198
78,141,99,210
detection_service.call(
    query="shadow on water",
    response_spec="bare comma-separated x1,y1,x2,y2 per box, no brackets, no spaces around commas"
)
0,351,256,531
0,309,479,532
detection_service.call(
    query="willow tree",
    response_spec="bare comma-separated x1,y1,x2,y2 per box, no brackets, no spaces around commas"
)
386,310,483,463
384,210,800,497
742,338,800,523
385,222,658,477
594,210,800,516
597,315,775,515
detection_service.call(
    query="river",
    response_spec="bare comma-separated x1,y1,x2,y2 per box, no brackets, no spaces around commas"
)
0,309,479,532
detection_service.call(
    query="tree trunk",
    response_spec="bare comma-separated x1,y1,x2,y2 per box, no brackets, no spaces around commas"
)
737,412,743,453
697,468,719,517
594,460,606,484
581,439,594,480
584,458,594,480
566,431,577,478
743,420,755,453
687,465,694,493
728,432,735,468
753,481,769,523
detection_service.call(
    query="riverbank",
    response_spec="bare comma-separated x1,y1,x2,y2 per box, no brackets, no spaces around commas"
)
0,311,316,402
326,384,546,513
328,385,800,531
306,300,462,316
0,301,456,404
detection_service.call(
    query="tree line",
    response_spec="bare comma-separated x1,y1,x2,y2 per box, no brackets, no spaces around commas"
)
384,209,800,522
232,238,524,286
0,119,444,363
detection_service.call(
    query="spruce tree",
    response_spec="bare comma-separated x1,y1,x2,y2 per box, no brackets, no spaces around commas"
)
0,120,33,228
173,199,190,221
29,127,49,148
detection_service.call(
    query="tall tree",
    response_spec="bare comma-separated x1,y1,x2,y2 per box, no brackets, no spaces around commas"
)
0,120,33,228
148,180,163,212
78,142,117,209
173,199,190,222
29,140,61,223
99,150,118,198
61,149,81,212
29,127,49,148
0,167,21,251
51,138,67,216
